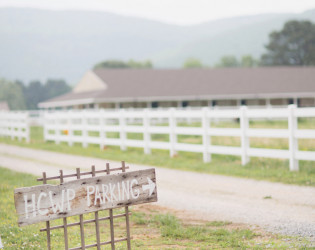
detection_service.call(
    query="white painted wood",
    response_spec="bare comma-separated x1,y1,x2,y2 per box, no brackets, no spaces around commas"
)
202,107,211,162
169,108,177,157
0,111,29,143
40,106,315,171
240,106,250,165
15,168,157,227
288,105,299,171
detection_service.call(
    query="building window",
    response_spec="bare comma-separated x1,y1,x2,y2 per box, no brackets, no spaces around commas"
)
152,102,159,108
241,100,246,105
182,101,188,107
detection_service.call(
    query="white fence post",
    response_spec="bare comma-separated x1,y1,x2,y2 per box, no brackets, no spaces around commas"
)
82,111,88,148
25,113,30,143
143,109,151,154
240,106,249,165
68,111,73,147
99,109,106,150
202,107,211,162
169,108,177,157
120,109,127,151
55,113,60,145
43,112,48,142
288,105,299,171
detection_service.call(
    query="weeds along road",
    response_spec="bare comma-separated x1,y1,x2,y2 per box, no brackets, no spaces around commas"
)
0,143,314,239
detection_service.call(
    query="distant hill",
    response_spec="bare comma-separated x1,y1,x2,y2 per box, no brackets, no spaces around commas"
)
0,8,314,84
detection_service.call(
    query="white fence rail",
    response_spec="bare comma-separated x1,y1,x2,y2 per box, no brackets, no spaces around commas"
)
0,111,30,142
43,105,315,171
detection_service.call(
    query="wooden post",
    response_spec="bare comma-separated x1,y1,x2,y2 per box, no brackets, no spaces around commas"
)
202,107,211,163
60,170,69,250
169,108,177,157
288,105,299,171
42,172,51,250
240,106,249,165
91,166,101,250
76,168,86,249
106,163,115,250
122,161,131,250
143,109,151,154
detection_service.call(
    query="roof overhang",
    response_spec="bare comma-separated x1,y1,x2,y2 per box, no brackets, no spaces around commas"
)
38,92,315,108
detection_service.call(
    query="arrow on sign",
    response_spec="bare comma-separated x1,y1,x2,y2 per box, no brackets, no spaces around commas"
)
142,177,155,197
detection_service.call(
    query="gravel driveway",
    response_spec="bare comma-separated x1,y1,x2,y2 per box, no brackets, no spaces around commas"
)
0,143,314,239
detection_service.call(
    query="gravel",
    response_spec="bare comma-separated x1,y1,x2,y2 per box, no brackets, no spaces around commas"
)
0,143,314,240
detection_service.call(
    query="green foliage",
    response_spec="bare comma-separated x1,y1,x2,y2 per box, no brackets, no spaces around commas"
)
93,59,153,69
1,168,306,249
0,79,26,110
215,55,239,68
23,79,71,110
261,20,315,66
1,123,314,186
241,54,259,67
182,57,203,68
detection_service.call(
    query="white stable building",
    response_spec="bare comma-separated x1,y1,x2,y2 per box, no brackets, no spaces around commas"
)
38,67,315,109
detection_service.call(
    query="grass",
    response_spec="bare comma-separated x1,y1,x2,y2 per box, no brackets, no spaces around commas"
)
0,124,315,186
0,167,312,249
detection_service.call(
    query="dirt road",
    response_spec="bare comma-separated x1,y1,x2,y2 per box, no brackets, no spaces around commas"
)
0,143,314,238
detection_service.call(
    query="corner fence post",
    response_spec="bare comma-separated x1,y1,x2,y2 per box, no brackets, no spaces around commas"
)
240,106,250,165
288,105,299,171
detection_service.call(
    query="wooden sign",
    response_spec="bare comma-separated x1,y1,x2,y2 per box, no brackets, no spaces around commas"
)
14,168,157,226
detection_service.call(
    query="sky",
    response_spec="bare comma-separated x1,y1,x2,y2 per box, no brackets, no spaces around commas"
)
0,0,315,25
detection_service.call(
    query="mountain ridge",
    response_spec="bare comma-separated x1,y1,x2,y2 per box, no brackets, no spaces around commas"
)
0,7,314,84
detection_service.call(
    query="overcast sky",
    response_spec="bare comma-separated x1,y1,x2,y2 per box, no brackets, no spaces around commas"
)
1,0,315,25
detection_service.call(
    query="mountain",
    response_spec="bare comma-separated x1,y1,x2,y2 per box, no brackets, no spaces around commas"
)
0,7,314,84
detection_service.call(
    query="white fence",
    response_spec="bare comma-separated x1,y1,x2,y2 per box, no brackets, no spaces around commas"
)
43,105,315,171
0,111,30,142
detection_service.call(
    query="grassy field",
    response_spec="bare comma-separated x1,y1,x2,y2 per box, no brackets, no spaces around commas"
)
0,167,311,249
0,119,314,186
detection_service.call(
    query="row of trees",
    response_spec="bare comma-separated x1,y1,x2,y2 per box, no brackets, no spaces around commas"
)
94,21,315,70
0,79,71,110
183,55,259,69
183,20,315,69
93,59,153,69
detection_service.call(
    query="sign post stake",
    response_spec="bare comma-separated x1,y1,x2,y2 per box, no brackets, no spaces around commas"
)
106,163,116,249
42,172,51,250
91,165,101,250
60,170,69,250
76,168,86,249
122,161,131,250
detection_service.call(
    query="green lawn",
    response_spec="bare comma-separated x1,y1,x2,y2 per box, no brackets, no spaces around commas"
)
0,121,315,186
0,167,311,249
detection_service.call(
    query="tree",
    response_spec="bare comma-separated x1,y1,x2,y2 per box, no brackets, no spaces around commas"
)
215,55,239,68
0,79,26,110
93,59,153,69
261,20,315,66
183,58,203,68
43,79,71,101
241,55,258,67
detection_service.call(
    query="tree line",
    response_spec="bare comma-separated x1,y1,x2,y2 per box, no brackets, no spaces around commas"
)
0,79,71,110
93,20,315,70
183,20,315,68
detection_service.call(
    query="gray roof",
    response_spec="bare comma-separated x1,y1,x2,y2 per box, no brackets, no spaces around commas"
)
40,67,315,106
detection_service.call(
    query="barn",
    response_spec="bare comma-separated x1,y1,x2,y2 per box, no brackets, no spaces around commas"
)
38,67,315,110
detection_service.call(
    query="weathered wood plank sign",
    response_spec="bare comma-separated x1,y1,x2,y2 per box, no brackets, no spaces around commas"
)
14,168,157,226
